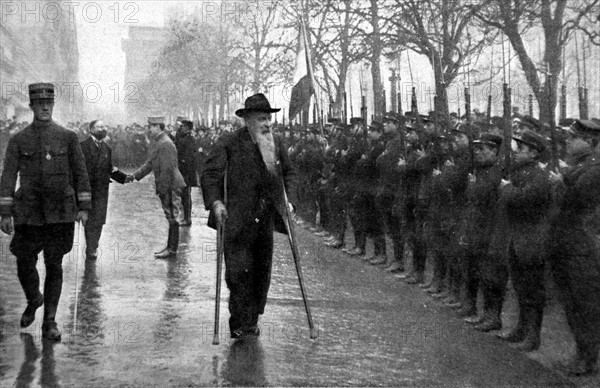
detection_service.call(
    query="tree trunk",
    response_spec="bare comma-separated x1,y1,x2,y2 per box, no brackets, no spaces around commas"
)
370,0,384,118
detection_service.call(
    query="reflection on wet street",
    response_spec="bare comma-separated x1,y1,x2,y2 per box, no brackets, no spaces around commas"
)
0,180,575,386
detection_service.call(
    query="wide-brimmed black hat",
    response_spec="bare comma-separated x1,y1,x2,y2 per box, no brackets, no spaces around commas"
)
235,93,280,117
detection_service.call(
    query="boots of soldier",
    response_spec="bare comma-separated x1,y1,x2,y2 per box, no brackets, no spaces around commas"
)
497,301,527,343
474,301,502,332
155,224,178,259
516,306,543,351
42,260,62,341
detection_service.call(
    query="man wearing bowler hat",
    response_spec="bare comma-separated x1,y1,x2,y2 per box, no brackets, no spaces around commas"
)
128,116,186,258
201,93,297,339
0,83,92,341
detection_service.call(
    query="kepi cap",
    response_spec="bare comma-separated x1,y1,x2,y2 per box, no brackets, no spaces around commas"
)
29,83,55,101
148,116,165,125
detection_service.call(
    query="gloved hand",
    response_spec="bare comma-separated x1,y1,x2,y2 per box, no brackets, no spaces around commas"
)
0,215,13,235
77,210,89,226
213,201,228,225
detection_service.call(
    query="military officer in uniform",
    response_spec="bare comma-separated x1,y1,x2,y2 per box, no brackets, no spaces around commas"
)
80,119,127,260
128,116,186,258
548,119,600,375
497,130,551,346
0,83,92,341
459,133,503,322
175,117,199,226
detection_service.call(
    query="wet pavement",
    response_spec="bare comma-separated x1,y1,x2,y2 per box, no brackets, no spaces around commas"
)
0,177,591,386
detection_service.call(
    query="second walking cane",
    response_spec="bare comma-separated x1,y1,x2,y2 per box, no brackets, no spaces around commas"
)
212,167,227,345
281,175,318,340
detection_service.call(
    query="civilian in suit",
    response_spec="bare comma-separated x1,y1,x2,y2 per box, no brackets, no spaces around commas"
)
129,116,186,258
174,117,199,226
201,94,297,339
80,120,127,260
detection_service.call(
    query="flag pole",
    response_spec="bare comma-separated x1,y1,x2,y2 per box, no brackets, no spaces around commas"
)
301,15,324,136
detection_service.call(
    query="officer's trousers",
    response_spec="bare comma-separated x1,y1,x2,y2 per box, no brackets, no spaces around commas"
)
10,223,74,321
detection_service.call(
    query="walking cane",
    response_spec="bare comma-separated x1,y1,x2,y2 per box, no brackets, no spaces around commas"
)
212,168,227,345
281,179,318,340
72,220,82,339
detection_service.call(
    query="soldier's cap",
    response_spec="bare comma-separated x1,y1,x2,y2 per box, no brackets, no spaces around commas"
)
176,116,192,124
569,119,600,137
490,116,504,128
350,117,364,125
333,123,346,131
382,112,399,124
368,120,384,132
473,133,503,148
148,116,165,125
29,83,55,101
235,93,280,117
558,118,576,128
513,129,547,152
520,115,540,130
451,124,467,135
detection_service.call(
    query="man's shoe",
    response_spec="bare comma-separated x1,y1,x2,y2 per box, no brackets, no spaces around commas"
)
557,358,599,376
395,271,414,279
464,315,484,325
474,319,502,332
405,274,424,285
231,326,261,339
42,321,61,341
432,290,450,299
20,295,44,328
456,306,477,317
326,240,344,249
154,246,169,255
155,249,176,259
347,248,364,256
443,297,461,308
180,219,192,226
386,261,404,272
496,327,526,343
369,255,387,265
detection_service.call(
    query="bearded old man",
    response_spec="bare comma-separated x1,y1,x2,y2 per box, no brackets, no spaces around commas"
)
201,93,297,339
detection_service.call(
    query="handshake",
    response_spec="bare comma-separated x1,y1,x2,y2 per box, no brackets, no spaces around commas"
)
124,174,135,183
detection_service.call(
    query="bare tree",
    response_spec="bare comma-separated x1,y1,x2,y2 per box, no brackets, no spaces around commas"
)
379,0,494,117
474,0,600,123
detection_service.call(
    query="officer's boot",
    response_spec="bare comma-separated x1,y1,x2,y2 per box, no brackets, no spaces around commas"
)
369,236,387,265
156,224,178,259
474,292,502,332
42,259,63,341
17,255,44,328
497,300,527,343
169,223,180,253
516,306,543,351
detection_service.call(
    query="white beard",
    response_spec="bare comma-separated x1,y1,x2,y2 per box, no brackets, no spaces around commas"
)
252,130,277,175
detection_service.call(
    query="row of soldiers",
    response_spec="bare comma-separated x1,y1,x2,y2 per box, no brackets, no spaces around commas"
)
285,112,600,376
